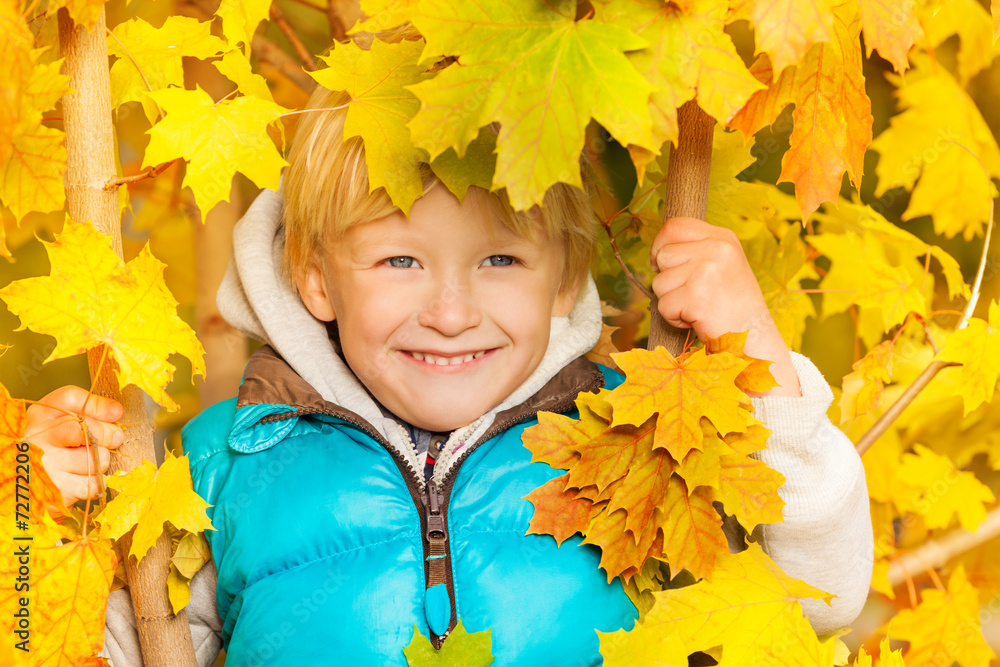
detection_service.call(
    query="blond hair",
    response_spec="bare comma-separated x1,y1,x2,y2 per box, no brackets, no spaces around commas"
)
282,39,597,293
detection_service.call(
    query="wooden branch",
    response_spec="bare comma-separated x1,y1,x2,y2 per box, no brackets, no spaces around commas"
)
269,4,318,71
886,507,1000,588
856,359,961,455
57,9,198,666
327,0,349,40
104,159,178,190
648,101,715,355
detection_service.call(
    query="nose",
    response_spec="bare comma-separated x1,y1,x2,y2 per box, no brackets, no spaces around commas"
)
416,281,482,335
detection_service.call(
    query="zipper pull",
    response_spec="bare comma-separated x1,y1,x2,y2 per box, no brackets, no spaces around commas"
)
425,480,447,540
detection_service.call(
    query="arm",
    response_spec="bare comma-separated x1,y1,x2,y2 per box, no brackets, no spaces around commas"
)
650,217,873,632
747,352,873,634
100,559,224,666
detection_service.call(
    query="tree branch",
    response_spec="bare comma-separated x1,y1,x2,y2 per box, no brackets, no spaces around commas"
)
104,159,178,190
269,4,317,71
886,507,1000,588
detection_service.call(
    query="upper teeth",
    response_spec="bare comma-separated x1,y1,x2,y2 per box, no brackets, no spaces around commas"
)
411,351,485,365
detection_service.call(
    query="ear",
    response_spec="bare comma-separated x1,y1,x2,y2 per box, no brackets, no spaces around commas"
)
296,262,337,322
551,272,584,317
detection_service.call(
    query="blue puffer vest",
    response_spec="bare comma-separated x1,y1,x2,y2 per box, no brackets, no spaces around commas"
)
184,346,638,666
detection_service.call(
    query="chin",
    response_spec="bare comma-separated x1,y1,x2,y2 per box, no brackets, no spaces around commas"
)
397,403,488,433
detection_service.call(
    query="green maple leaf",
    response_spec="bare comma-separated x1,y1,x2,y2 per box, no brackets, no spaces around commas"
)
107,16,228,123
310,38,432,215
407,0,656,209
142,87,288,217
404,622,493,666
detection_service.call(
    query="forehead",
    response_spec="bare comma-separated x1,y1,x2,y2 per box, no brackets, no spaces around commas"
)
334,187,560,256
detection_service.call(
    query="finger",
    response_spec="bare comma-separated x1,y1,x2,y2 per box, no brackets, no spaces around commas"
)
651,262,697,300
41,443,111,476
34,386,123,422
24,412,122,450
650,238,716,272
60,473,104,504
654,282,700,330
650,217,715,269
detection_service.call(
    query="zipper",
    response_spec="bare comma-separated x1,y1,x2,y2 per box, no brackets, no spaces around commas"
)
257,381,599,650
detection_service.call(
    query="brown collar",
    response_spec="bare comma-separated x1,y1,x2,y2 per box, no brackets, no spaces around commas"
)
236,345,606,444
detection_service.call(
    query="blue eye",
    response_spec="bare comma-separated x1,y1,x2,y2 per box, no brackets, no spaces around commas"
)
482,255,516,267
387,256,420,268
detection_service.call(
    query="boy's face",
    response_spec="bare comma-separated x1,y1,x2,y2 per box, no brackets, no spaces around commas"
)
297,185,581,432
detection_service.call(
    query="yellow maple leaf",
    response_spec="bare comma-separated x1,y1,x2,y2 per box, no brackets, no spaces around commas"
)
310,38,431,215
600,543,832,665
858,0,923,72
0,4,34,168
585,322,621,371
142,86,288,217
0,219,205,411
994,0,1000,41
213,49,276,103
597,616,688,666
99,450,214,560
839,340,894,423
935,301,1000,415
659,480,727,581
593,0,764,178
854,638,906,666
0,507,116,665
871,61,1000,241
889,565,994,667
703,331,778,394
217,0,271,56
729,1,872,219
522,407,606,470
729,0,835,75
813,198,969,301
807,231,928,332
608,346,752,461
897,444,995,531
919,0,995,84
1,52,71,224
407,0,657,209
715,445,785,529
350,0,420,33
47,0,107,30
107,17,228,124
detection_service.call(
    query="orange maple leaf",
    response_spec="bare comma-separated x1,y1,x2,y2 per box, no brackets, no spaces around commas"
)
703,331,778,393
30,533,117,665
729,1,872,218
608,346,751,461
660,479,727,580
525,475,605,546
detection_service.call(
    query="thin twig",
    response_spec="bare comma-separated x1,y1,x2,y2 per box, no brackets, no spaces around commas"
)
326,0,348,40
947,141,996,331
602,220,655,301
270,5,318,71
104,159,178,190
856,359,961,455
886,507,1000,588
280,104,351,117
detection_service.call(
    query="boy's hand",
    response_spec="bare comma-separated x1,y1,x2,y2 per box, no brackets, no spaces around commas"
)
24,386,124,512
651,217,801,397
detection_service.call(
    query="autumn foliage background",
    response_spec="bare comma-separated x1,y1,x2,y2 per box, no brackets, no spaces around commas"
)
2,0,1000,664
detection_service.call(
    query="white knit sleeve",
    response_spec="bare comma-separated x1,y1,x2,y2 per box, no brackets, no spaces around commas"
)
747,351,874,635
99,559,223,666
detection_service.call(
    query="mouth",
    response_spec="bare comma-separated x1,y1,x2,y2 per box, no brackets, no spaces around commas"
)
403,349,493,367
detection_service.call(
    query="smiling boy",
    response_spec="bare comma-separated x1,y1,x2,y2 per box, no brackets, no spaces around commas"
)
31,47,873,667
